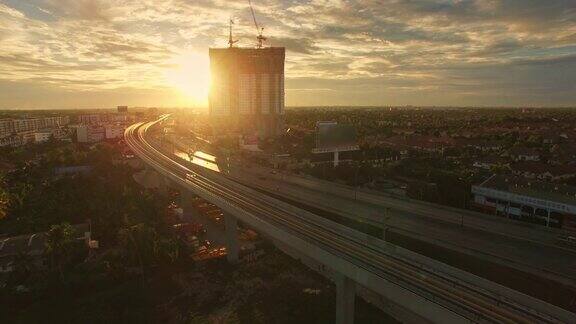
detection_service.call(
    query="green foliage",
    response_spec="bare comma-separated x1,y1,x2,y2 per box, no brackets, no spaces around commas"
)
0,143,167,239
0,140,184,323
117,222,180,269
394,158,471,207
45,222,77,280
304,162,384,186
45,223,75,260
0,172,8,219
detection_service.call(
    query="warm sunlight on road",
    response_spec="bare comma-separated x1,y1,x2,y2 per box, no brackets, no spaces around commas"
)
164,51,210,107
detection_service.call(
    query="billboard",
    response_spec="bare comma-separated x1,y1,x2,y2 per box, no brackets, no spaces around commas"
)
313,121,359,153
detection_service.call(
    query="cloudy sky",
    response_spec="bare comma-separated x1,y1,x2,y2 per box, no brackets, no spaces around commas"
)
0,0,575,109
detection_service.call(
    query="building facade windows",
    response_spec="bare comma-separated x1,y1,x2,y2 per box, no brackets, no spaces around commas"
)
239,74,257,115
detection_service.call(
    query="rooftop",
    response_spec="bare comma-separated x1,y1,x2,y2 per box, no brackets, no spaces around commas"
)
511,162,576,176
478,175,576,206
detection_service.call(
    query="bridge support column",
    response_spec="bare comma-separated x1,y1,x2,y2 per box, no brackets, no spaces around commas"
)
180,191,196,221
224,214,239,263
335,273,355,324
158,176,170,196
333,151,340,167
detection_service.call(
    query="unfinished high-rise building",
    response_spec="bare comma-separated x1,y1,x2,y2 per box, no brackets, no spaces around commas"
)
209,47,285,138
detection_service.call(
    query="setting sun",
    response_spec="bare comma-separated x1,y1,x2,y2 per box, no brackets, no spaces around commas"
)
164,51,210,106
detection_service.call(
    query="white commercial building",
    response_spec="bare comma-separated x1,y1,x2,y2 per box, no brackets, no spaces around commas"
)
34,131,52,143
105,125,125,139
76,125,105,143
472,175,576,232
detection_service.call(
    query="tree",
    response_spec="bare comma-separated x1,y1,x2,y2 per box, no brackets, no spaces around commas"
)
45,222,76,280
118,223,151,274
8,251,38,286
154,237,180,264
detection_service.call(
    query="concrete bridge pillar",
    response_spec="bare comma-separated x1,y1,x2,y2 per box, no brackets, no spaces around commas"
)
335,273,355,324
224,213,239,263
180,191,196,221
159,176,171,196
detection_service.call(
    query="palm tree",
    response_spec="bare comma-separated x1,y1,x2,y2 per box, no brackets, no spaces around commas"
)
117,222,157,279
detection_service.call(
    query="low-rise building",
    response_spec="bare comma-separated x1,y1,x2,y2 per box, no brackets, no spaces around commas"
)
0,119,15,138
20,131,36,145
0,116,70,147
508,147,540,161
78,114,101,125
12,116,69,133
50,127,70,141
464,140,505,152
105,124,126,139
511,162,576,181
472,156,509,170
472,175,576,232
78,113,130,125
76,125,105,143
0,135,20,147
34,131,52,143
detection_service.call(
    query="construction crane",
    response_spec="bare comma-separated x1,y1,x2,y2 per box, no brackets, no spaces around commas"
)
248,0,266,48
228,18,238,48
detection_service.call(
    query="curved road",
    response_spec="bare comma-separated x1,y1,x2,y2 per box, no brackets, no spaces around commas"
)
126,117,575,324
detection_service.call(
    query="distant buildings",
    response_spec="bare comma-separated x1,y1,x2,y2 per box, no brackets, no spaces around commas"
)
78,114,101,125
0,119,13,138
511,162,576,181
74,125,105,143
73,110,134,143
0,116,70,147
105,124,126,139
209,47,285,139
508,147,541,161
34,131,52,144
472,156,509,170
77,113,128,125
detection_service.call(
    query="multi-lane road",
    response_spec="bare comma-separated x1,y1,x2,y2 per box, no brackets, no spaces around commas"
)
227,166,576,282
126,117,576,323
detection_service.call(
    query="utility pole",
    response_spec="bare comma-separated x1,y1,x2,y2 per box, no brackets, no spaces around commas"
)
354,164,360,200
381,207,391,241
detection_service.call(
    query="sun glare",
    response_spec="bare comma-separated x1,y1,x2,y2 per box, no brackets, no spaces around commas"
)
164,51,210,106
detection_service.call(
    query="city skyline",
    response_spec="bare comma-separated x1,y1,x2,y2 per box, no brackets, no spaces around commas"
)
1,0,576,109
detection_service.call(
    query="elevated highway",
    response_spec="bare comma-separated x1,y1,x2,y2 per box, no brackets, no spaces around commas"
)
225,166,576,307
126,117,575,324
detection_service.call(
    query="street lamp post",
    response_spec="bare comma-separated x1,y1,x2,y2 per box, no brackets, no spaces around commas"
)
354,164,360,201
381,207,391,241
